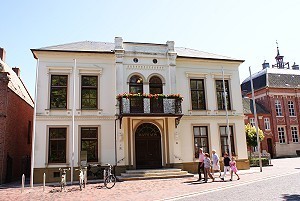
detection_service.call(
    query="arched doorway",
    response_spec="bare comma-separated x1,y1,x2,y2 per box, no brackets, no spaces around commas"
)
135,123,162,169
149,76,163,113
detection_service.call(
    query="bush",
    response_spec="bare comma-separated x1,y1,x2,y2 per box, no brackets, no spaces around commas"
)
249,158,269,167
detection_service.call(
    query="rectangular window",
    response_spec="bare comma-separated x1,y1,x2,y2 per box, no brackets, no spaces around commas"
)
193,126,209,158
50,75,68,109
49,128,67,163
81,127,98,162
216,80,231,110
190,79,206,110
288,101,296,116
220,126,235,156
291,126,299,143
278,127,286,144
275,100,282,116
81,76,98,109
264,118,271,130
250,118,255,127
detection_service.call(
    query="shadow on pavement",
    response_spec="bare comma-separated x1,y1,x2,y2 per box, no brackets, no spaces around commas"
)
281,194,300,201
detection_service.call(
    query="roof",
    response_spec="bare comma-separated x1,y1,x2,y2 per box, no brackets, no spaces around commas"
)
242,98,269,114
31,41,243,62
0,59,34,107
241,67,300,93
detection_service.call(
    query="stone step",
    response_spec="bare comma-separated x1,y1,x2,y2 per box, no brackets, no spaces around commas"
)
117,168,194,181
121,170,189,177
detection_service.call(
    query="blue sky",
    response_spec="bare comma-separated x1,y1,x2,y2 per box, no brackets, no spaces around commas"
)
2,0,300,96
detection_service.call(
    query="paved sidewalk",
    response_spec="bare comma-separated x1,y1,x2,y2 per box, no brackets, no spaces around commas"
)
1,157,300,201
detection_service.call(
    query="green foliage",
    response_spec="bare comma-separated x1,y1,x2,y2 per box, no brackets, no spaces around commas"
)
245,123,265,147
249,157,269,167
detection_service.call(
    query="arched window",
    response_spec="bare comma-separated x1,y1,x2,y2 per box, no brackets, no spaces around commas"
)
129,75,143,94
149,76,163,94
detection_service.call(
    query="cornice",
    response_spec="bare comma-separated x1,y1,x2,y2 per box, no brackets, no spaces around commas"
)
36,115,115,121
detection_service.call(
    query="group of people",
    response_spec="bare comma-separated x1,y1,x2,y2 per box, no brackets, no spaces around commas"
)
198,148,240,183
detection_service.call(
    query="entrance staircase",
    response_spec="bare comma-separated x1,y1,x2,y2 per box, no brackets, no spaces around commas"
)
117,168,194,181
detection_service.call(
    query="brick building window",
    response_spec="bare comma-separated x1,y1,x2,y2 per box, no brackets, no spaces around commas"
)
291,126,299,143
275,100,282,116
193,126,209,158
49,128,67,163
81,127,98,162
27,121,32,144
277,127,286,144
288,101,296,116
81,76,98,109
220,126,235,156
250,118,255,127
190,79,206,110
264,118,270,130
50,75,68,109
216,80,231,110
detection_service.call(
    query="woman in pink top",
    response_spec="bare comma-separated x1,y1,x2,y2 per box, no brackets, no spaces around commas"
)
198,148,205,181
230,156,240,181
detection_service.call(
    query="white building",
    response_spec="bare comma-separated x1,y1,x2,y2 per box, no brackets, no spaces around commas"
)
31,37,248,183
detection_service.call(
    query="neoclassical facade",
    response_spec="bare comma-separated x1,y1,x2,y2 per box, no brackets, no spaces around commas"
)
31,37,248,183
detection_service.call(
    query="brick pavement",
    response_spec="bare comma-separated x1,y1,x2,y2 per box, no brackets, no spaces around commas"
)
1,157,300,201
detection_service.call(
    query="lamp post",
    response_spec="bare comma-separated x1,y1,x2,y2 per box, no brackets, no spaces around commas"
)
249,66,262,172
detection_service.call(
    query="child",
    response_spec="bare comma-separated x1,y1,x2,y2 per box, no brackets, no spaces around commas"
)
230,156,240,181
203,153,214,183
221,152,231,181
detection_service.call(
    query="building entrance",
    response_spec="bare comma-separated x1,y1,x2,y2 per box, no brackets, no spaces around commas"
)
135,123,162,169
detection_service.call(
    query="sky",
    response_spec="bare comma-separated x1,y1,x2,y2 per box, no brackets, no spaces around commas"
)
2,0,300,96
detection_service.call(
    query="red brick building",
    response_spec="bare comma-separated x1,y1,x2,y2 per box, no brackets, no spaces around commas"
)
241,46,300,157
0,48,34,184
242,98,274,158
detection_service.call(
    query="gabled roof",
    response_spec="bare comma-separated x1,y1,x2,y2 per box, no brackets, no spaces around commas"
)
0,59,34,107
31,41,243,62
243,98,269,114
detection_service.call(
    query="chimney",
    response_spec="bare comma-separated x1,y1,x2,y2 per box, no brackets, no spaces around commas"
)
12,67,21,77
0,48,6,62
262,60,270,69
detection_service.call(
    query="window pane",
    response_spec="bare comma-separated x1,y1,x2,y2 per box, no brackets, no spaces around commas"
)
81,128,98,162
81,76,98,109
193,126,209,158
50,88,67,109
49,128,66,163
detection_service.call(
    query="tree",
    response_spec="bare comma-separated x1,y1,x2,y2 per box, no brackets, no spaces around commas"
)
245,123,265,148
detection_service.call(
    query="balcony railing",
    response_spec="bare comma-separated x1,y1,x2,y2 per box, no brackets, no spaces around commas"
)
117,94,182,116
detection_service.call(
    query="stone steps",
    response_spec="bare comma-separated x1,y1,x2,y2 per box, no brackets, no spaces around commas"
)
117,168,194,181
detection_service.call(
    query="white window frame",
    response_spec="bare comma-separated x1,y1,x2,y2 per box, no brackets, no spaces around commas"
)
291,126,299,143
288,101,296,116
278,126,286,144
264,118,271,130
275,100,282,116
249,118,255,127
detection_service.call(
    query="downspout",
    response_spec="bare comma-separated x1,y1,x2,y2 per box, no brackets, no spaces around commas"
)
30,59,39,187
71,59,76,184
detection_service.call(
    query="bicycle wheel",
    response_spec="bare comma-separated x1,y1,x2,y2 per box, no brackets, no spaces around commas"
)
104,175,116,189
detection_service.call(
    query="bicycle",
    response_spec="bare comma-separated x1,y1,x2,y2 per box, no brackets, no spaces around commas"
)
103,163,116,189
75,166,87,190
59,168,70,192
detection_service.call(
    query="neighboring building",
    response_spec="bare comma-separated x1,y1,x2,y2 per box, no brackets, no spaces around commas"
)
0,48,34,184
242,98,274,158
31,37,249,183
241,45,300,157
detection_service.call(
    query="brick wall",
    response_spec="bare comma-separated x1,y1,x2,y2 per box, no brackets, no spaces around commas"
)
0,72,33,184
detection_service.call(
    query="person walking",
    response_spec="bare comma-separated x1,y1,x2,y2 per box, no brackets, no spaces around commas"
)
204,153,214,183
230,156,240,181
211,149,221,177
221,152,231,181
197,148,205,181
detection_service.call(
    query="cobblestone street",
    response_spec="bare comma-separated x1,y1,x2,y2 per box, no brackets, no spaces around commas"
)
1,158,300,201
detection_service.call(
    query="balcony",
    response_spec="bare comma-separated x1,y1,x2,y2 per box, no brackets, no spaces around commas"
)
117,93,183,117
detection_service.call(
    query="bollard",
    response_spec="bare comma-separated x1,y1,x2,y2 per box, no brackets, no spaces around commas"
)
21,174,25,193
43,173,46,192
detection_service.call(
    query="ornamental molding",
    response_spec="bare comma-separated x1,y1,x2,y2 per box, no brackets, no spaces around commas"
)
185,72,208,78
126,65,166,71
47,66,72,74
78,67,103,75
210,72,232,79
